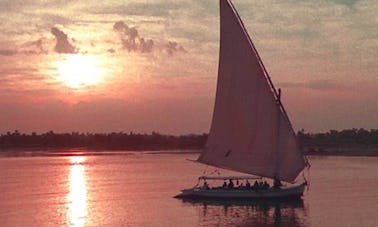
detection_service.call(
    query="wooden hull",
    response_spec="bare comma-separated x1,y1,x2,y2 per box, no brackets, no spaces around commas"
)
175,183,306,200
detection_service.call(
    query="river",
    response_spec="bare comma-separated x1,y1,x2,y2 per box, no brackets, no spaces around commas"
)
0,152,377,226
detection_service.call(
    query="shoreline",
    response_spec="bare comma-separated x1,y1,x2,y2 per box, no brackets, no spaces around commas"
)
1,148,377,158
0,148,201,158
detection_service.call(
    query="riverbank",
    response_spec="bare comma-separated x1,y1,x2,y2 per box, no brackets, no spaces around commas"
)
1,147,378,157
0,148,200,157
304,146,378,157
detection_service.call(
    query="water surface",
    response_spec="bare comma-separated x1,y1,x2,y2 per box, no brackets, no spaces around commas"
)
0,153,377,226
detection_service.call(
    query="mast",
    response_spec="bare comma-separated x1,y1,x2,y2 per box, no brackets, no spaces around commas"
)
275,89,282,179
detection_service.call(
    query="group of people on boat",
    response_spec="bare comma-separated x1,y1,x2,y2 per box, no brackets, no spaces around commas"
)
201,178,283,191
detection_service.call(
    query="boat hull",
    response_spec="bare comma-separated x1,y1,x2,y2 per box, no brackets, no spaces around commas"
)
175,183,306,200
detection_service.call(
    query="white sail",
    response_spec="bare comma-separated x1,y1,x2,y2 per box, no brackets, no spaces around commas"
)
198,0,307,183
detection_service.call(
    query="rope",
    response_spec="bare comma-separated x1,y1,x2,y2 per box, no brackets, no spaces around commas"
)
202,165,209,175
302,166,311,191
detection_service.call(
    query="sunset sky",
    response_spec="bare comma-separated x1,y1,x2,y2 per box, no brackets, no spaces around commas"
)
0,0,377,134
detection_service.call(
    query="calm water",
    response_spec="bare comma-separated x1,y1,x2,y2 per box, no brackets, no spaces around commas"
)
0,152,377,227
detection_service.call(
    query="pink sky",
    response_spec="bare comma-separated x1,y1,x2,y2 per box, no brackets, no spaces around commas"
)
0,0,377,134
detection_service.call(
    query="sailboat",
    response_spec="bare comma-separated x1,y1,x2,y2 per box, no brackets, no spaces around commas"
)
175,0,310,200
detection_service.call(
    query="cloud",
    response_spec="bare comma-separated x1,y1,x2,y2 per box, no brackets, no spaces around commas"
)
139,38,154,53
107,48,115,54
21,38,48,55
0,68,47,96
51,27,77,54
0,67,40,79
1,88,56,98
113,21,139,51
113,21,186,56
42,14,73,27
331,0,360,7
26,39,45,54
278,80,344,91
165,41,187,56
0,66,56,104
88,2,188,18
0,49,17,56
113,21,154,53
0,38,48,56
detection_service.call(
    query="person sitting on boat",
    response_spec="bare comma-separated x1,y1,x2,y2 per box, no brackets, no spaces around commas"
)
257,181,264,189
203,181,209,190
273,178,283,189
252,180,259,190
228,179,234,189
245,180,251,189
262,181,270,190
222,181,227,188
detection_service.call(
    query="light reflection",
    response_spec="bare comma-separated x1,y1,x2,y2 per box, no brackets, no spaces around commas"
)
67,156,87,227
181,199,308,226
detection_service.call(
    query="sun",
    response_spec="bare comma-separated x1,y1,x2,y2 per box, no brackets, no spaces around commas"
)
57,54,106,89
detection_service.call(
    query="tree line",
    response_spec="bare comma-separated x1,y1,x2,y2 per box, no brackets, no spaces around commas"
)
0,130,207,150
298,128,378,154
1,128,377,153
298,128,378,146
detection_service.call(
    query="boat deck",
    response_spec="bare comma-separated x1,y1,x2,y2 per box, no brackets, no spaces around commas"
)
175,183,306,200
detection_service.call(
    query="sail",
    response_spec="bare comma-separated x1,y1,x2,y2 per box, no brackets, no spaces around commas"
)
198,0,307,183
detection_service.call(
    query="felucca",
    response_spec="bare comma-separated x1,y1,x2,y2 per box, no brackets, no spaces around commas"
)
176,0,310,200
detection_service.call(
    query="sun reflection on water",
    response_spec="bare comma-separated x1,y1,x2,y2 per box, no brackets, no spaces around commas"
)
67,156,87,227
